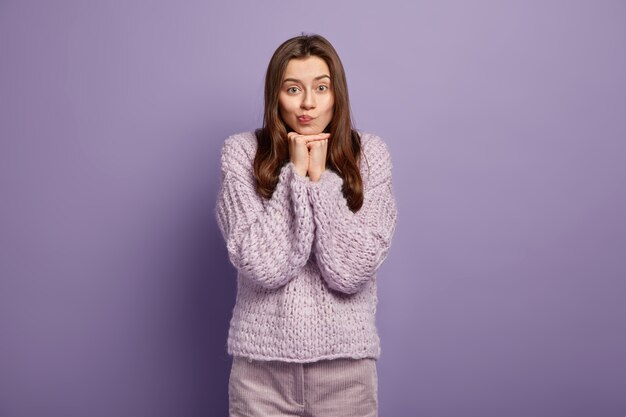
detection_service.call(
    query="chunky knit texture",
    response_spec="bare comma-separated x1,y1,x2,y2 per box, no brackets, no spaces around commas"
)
215,130,397,363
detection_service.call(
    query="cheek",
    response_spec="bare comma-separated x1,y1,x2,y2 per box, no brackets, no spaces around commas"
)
324,98,335,117
278,96,295,114
277,96,288,115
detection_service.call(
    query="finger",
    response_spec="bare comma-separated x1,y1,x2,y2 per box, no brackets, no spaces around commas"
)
303,135,330,143
307,133,330,139
305,139,325,146
307,139,328,148
288,133,318,142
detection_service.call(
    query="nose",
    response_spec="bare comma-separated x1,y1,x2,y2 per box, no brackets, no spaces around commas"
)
301,89,316,110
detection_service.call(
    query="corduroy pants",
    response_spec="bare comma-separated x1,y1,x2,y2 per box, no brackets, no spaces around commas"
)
228,355,378,417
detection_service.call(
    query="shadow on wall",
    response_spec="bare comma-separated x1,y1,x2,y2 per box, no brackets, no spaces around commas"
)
202,220,235,415
165,119,257,414
175,126,238,415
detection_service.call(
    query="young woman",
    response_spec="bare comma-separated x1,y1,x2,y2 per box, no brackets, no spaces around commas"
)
216,33,397,417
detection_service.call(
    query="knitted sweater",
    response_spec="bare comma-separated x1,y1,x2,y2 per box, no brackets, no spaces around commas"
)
215,130,397,363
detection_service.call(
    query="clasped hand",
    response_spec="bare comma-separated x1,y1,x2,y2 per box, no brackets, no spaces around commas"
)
287,132,329,182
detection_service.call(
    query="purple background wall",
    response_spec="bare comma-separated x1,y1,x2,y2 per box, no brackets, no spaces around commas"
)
1,1,625,416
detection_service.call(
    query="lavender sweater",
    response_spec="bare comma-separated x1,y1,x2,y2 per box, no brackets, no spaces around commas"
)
215,130,397,363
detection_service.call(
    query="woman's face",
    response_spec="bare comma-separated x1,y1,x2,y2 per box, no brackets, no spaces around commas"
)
278,56,334,135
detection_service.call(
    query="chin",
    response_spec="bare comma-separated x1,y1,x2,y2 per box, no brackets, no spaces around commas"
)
295,126,323,135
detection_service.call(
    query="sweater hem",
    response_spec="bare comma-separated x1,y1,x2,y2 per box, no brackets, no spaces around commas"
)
228,350,380,364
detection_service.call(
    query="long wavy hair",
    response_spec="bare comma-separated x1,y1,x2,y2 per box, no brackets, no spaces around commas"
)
253,33,363,212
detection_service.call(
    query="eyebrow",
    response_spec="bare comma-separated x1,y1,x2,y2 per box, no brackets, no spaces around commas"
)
282,75,331,84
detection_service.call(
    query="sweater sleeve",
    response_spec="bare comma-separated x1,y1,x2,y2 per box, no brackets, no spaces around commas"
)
215,134,314,290
308,135,398,294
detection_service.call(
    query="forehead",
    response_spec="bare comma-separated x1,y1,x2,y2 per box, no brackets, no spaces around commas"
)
283,56,330,80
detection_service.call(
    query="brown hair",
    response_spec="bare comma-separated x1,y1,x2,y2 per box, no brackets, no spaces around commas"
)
253,33,363,212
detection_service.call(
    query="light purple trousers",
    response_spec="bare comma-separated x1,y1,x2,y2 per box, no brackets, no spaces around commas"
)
228,355,378,417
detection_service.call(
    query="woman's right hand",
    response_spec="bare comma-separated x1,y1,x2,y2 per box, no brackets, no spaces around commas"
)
287,132,330,177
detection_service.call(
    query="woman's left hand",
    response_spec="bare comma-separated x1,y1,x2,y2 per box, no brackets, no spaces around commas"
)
307,138,328,182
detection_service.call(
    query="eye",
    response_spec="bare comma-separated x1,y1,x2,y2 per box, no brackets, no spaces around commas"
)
287,86,300,94
318,85,329,92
